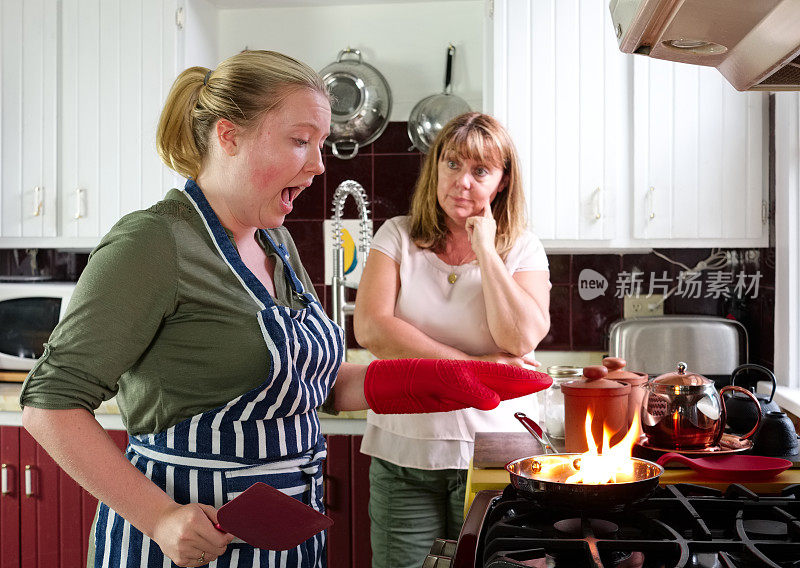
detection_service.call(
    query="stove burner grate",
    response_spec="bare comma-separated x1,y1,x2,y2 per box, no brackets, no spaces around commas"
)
462,483,800,568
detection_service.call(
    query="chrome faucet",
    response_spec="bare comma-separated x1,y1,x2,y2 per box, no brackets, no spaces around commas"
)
330,180,371,351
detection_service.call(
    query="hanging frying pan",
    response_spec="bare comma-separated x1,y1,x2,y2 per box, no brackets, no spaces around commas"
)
407,44,471,153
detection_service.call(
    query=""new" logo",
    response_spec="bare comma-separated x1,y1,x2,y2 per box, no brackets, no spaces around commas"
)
578,269,608,301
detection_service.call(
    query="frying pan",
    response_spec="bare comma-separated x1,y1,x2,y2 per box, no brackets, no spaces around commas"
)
510,413,664,512
506,454,664,512
407,44,471,153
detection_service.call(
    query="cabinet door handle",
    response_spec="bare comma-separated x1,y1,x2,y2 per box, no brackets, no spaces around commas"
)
74,188,86,219
1,464,10,495
32,186,43,216
762,200,768,225
25,465,35,497
323,476,331,509
648,186,656,220
593,187,603,220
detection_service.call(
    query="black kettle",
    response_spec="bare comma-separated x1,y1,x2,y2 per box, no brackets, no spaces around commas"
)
724,363,780,434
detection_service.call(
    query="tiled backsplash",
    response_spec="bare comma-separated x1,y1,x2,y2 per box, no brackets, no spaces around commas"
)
0,122,775,368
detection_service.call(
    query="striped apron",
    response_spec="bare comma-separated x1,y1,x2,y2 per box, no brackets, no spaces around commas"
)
93,179,344,568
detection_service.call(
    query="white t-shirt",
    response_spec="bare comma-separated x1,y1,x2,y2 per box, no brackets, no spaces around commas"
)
360,216,550,470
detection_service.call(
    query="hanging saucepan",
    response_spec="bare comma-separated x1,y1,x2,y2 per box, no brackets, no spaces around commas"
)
407,44,472,154
320,48,392,160
508,413,663,512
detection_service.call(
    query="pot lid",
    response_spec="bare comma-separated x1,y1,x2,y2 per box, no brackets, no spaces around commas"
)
652,361,712,386
602,357,649,386
561,365,631,397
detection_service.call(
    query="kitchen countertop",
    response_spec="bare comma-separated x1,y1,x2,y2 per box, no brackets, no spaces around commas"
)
0,349,606,432
0,382,367,433
465,432,800,516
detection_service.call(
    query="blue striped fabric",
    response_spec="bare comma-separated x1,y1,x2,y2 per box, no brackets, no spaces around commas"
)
93,180,343,567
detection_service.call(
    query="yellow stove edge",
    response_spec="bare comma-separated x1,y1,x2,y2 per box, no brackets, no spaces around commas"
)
464,460,800,517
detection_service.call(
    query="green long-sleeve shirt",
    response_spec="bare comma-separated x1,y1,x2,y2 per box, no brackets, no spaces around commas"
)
19,188,320,435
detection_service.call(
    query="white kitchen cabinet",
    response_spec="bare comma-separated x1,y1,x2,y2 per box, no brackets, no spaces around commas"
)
632,57,768,246
0,0,59,240
489,0,627,247
488,0,768,250
1,0,185,249
58,0,182,245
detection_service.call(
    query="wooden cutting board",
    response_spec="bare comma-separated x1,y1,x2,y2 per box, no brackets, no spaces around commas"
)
0,371,28,383
473,432,545,468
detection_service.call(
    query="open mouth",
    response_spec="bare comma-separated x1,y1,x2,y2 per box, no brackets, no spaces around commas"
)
281,186,303,206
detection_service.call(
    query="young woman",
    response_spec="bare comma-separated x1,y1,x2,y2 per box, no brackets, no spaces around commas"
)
19,55,551,568
354,112,552,568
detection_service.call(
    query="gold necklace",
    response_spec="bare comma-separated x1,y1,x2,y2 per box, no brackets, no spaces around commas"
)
444,247,473,285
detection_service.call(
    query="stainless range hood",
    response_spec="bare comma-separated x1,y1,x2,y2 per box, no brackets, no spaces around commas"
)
610,0,800,91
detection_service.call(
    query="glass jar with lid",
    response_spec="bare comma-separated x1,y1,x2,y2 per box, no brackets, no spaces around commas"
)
543,365,583,441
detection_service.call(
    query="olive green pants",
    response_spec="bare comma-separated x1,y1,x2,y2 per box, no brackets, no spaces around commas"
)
368,457,466,568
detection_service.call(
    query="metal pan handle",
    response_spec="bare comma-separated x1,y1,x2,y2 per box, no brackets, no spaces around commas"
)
336,47,362,64
514,412,556,454
331,140,360,160
444,44,455,94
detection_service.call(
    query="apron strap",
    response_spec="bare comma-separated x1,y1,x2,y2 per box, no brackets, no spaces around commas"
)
259,229,315,302
182,179,276,308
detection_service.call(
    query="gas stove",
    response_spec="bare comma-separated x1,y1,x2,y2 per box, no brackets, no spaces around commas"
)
423,483,800,568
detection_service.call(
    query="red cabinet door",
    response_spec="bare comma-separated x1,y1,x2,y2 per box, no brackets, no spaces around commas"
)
17,427,129,568
76,430,128,564
350,435,372,568
324,434,352,568
1,426,21,568
19,428,61,568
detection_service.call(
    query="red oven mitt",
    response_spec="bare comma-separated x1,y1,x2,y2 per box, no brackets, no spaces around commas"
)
364,359,553,414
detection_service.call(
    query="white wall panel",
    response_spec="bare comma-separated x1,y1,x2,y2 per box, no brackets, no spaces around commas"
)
1,0,24,237
527,0,554,237
141,0,166,212
62,0,101,238
721,81,748,238
775,92,800,389
671,64,698,239
502,0,533,231
492,0,624,244
553,0,580,240
2,0,59,239
98,0,123,235
119,1,144,223
58,0,179,243
578,0,605,240
633,57,766,243
697,70,724,239
217,1,483,121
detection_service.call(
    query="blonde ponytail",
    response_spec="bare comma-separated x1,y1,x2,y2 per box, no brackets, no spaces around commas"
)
156,51,328,180
156,67,206,179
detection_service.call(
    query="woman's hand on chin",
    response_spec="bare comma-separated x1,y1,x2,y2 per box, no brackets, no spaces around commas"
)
465,200,497,256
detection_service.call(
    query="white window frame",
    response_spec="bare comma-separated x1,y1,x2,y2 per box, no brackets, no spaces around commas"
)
774,92,800,414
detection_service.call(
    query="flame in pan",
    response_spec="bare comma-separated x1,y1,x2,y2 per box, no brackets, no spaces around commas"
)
564,409,641,485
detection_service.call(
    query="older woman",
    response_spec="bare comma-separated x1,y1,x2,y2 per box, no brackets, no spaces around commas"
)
19,55,551,568
354,112,551,568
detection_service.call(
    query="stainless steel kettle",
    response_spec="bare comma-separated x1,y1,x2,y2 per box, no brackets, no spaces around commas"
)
641,362,763,449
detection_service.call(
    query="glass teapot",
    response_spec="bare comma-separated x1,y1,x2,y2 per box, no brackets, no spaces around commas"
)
640,362,763,449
